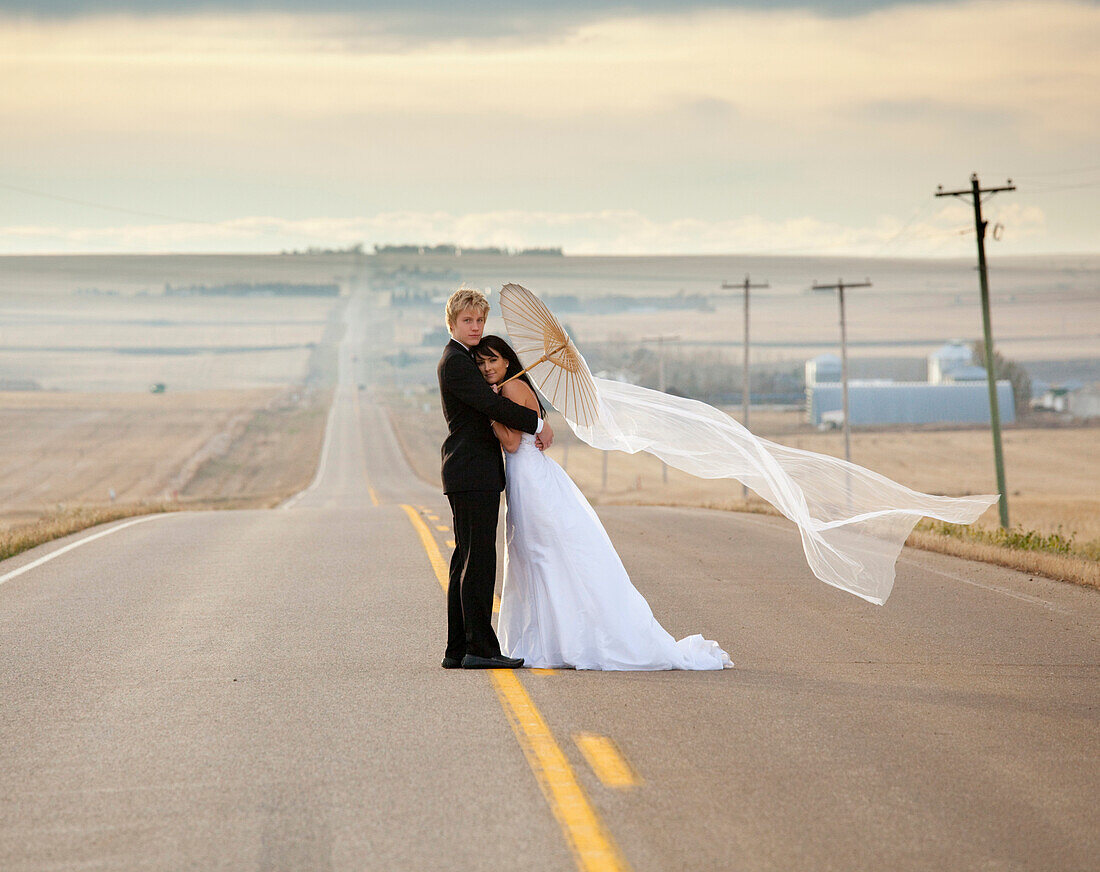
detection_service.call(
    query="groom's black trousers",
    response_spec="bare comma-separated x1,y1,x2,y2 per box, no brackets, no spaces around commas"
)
446,490,503,660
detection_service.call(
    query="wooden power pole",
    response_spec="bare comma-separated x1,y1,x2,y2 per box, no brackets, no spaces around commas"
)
722,275,769,497
936,173,1015,529
642,333,680,483
811,278,872,463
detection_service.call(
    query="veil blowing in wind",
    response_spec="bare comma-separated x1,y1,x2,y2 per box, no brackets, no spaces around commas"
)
498,283,998,605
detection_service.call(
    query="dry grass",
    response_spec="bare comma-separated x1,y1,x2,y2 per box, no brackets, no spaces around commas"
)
382,390,1100,588
0,387,329,561
385,394,447,488
906,527,1099,590
0,502,179,563
0,388,279,528
0,388,328,523
181,388,330,504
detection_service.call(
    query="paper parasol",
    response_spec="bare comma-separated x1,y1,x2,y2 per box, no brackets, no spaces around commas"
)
498,283,599,427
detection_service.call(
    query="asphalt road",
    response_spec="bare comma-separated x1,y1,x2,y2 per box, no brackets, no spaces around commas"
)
1,298,1097,871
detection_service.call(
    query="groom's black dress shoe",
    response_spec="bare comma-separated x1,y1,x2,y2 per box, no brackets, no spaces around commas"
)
441,656,463,669
461,654,524,669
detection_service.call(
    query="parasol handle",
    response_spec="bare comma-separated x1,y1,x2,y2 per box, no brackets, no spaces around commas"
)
499,354,549,386
498,341,568,386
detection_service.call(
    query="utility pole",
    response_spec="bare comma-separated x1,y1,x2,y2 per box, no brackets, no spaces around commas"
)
642,334,680,483
936,173,1015,528
811,278,872,463
722,275,769,498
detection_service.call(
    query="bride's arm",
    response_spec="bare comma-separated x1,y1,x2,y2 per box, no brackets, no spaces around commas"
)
492,381,538,453
491,418,522,454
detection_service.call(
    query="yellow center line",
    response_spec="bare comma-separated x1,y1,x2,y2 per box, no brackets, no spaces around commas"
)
574,734,642,789
492,673,630,872
352,381,380,506
401,505,450,591
400,504,631,872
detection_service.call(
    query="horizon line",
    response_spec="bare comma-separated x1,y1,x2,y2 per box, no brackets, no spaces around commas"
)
2,249,1098,260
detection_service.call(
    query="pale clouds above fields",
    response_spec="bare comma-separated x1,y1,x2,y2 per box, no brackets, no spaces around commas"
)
2,201,1050,256
1,0,1097,254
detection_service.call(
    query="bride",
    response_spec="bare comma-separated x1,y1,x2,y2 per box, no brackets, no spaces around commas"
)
473,334,732,671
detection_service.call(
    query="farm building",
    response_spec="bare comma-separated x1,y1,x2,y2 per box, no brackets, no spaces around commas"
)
807,380,1016,426
805,342,1015,426
928,341,979,384
1068,385,1100,419
805,353,841,385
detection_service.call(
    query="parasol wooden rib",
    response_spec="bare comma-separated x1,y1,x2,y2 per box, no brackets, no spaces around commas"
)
498,283,600,427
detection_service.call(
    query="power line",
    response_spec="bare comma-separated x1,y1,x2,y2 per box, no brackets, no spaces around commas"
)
0,181,215,227
990,163,1100,178
1017,179,1100,194
0,180,347,248
870,199,939,256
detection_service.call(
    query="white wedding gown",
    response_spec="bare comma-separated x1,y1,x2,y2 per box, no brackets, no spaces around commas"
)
498,433,733,671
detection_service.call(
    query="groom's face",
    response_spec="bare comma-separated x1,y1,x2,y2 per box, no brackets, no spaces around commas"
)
451,307,486,347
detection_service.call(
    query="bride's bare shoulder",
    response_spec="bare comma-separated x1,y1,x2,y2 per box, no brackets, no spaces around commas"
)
501,378,538,411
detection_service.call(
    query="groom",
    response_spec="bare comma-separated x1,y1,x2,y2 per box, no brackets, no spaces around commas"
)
437,287,553,670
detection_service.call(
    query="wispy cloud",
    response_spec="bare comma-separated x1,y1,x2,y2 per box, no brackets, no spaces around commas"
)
0,0,1095,254
3,2,1096,132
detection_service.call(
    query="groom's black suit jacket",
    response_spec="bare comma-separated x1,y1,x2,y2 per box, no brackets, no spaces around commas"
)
437,339,540,494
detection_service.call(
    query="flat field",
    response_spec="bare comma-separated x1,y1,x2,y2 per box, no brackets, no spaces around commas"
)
376,251,1100,365
0,255,343,534
0,388,328,531
3,252,1096,572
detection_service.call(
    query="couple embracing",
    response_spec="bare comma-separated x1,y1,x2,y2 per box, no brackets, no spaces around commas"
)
437,287,732,672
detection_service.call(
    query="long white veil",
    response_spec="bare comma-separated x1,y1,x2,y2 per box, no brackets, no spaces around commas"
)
568,377,998,605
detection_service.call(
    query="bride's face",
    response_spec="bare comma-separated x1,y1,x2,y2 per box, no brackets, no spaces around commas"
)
477,350,509,385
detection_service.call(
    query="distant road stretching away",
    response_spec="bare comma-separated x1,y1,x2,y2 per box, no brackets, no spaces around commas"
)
2,294,1097,871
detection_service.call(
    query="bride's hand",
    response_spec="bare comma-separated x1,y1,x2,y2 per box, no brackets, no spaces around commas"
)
490,384,501,394
535,419,554,451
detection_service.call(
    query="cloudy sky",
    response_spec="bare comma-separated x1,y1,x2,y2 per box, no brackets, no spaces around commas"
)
2,0,1098,255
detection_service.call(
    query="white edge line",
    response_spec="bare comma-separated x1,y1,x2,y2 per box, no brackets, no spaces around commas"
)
280,384,339,510
0,513,169,587
896,556,1071,615
710,511,1071,614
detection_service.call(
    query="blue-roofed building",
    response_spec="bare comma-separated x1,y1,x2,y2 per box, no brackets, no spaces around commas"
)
805,341,1016,426
942,365,988,383
807,381,1016,426
805,353,841,385
928,341,977,384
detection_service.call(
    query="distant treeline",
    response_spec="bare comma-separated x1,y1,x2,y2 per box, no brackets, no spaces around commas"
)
280,244,364,256
376,264,462,282
374,244,563,257
0,378,41,391
165,282,340,297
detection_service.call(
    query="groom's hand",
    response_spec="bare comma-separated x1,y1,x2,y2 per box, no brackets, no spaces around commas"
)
535,420,554,451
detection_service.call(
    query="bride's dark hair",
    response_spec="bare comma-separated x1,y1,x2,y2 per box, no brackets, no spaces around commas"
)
473,334,545,418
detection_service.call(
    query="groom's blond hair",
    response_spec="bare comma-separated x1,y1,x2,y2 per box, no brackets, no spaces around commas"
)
445,286,490,329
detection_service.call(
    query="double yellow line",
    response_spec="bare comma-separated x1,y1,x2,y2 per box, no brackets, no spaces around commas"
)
351,384,380,506
401,505,631,872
